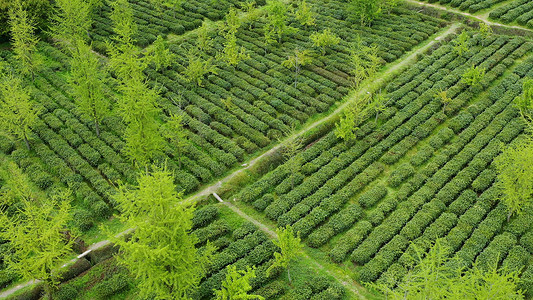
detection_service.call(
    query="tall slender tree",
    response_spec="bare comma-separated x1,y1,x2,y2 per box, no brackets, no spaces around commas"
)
161,113,188,169
494,138,533,222
514,78,533,127
69,40,110,137
8,0,40,79
0,72,40,150
0,164,74,299
110,167,214,299
267,225,303,283
214,265,265,300
281,48,313,87
264,0,297,44
50,0,91,50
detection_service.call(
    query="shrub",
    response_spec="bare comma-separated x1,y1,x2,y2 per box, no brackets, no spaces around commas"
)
358,184,388,208
387,163,415,188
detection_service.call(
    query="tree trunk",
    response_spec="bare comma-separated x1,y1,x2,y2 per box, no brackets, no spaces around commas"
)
145,164,149,175
24,134,31,151
507,210,512,223
375,111,379,123
287,266,291,283
95,119,100,137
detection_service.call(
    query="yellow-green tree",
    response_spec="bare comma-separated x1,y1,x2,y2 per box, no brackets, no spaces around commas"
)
0,163,74,299
0,71,40,150
8,0,40,79
282,48,313,87
69,40,110,137
215,265,265,300
111,167,214,299
310,28,341,55
495,138,533,222
514,78,533,127
50,0,92,49
368,240,524,299
267,225,303,283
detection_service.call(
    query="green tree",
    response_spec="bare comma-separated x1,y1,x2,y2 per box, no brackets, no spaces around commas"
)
349,0,393,26
349,40,381,87
214,265,265,300
118,78,164,172
453,31,470,56
50,0,91,50
494,138,533,222
368,240,524,299
369,90,388,123
281,135,303,190
310,28,341,55
147,35,175,71
282,48,313,87
183,51,218,86
461,65,485,87
434,89,452,114
111,167,214,299
478,22,492,46
335,96,368,141
8,0,40,79
161,113,188,169
267,225,303,283
0,171,74,299
0,72,40,150
69,40,110,137
196,22,213,52
514,78,533,127
219,33,249,67
109,0,136,46
264,0,297,44
294,0,315,27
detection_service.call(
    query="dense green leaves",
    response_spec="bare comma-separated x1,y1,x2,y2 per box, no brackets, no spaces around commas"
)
111,167,213,299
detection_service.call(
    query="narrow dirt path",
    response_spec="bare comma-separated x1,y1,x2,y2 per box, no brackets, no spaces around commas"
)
0,23,459,300
222,201,363,299
407,0,533,33
187,23,459,202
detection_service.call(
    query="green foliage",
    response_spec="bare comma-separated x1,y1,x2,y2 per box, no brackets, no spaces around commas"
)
109,0,137,45
478,22,493,42
50,0,92,49
161,113,187,168
111,167,214,299
349,0,399,26
196,23,213,52
214,265,265,300
349,39,382,87
310,28,341,55
282,48,313,86
335,96,369,141
183,51,218,86
219,33,249,67
0,71,40,150
0,164,73,295
494,138,533,221
514,78,533,126
461,65,486,87
264,0,297,44
453,31,470,56
294,0,316,27
368,240,524,299
147,35,175,71
267,225,303,283
434,89,452,113
118,77,164,169
69,39,110,137
8,0,40,79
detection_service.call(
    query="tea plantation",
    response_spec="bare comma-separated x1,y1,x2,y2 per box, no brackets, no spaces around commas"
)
0,0,532,299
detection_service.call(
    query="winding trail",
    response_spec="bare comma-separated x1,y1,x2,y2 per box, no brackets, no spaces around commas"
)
407,0,533,33
0,23,460,300
222,200,363,299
